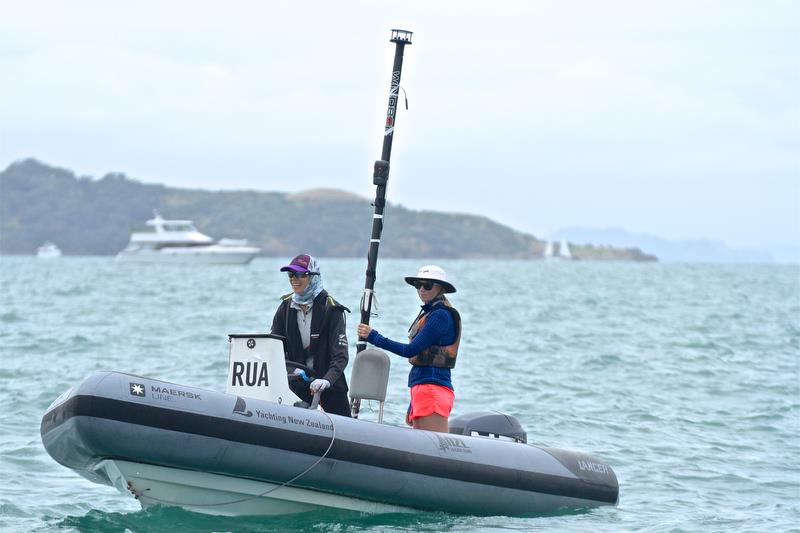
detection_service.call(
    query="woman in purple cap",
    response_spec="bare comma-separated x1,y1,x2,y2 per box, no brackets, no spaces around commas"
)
357,265,460,433
270,254,351,417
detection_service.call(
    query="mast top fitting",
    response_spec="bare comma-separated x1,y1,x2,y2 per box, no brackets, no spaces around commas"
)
390,29,413,44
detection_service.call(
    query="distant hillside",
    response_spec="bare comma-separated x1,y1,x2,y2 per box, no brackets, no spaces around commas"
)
0,159,656,260
559,226,793,263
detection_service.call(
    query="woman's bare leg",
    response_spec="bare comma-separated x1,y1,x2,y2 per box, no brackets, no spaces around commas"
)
412,413,449,433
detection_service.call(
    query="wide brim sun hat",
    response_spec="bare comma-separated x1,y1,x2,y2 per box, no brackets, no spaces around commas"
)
404,264,456,294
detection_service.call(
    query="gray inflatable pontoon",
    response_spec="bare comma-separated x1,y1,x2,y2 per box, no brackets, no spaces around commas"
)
41,335,618,516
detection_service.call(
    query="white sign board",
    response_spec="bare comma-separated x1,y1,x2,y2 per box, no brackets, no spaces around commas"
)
226,334,302,405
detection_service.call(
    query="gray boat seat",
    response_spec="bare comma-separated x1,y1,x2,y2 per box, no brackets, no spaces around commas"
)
349,348,390,423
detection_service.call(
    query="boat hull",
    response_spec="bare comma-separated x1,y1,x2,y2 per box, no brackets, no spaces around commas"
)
95,459,415,515
41,372,619,516
115,247,259,264
37,251,62,259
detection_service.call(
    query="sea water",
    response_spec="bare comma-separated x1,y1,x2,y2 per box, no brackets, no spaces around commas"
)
1,257,798,532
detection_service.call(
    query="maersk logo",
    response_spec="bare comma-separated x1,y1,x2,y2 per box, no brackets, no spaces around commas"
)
129,382,146,397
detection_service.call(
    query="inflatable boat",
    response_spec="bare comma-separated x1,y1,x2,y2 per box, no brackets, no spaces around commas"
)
41,334,618,516
40,30,618,517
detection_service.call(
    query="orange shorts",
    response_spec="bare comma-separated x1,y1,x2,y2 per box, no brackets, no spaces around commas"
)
407,384,455,424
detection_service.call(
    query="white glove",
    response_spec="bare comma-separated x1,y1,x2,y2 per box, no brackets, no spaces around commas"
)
292,368,305,376
310,379,330,393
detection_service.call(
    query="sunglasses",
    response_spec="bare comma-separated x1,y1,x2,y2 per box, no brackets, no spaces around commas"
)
412,280,437,290
287,271,316,279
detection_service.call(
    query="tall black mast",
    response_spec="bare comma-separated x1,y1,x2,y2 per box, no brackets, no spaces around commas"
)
357,29,413,350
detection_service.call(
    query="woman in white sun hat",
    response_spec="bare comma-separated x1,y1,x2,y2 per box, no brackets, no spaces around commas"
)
357,265,461,433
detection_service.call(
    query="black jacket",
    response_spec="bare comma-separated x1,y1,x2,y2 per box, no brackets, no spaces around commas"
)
270,290,350,392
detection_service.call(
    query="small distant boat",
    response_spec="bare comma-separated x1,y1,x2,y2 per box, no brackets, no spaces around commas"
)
559,238,573,260
116,212,260,265
543,239,573,261
36,241,62,259
543,240,554,259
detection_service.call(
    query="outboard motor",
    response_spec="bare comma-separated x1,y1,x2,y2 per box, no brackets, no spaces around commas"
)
449,411,527,443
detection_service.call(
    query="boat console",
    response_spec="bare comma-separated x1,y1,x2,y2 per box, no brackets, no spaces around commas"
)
227,334,303,405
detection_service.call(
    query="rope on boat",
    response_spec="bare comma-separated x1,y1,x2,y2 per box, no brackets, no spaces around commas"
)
128,409,337,509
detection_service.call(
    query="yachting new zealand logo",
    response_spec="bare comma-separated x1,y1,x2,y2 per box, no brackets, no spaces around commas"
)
232,396,253,417
129,382,146,397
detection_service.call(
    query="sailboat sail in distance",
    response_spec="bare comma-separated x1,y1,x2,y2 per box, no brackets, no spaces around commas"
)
543,240,554,259
559,238,572,259
543,238,573,260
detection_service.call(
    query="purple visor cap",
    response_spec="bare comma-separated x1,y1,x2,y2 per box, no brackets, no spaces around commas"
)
279,254,313,273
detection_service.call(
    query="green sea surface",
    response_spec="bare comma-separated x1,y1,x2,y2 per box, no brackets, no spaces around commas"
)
1,258,798,532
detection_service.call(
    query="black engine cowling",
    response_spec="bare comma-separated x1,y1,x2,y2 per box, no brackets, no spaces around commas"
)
449,411,527,443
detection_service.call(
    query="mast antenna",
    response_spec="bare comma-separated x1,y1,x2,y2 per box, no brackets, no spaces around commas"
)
352,29,413,418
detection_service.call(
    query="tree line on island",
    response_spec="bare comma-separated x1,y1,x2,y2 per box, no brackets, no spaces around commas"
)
0,159,656,261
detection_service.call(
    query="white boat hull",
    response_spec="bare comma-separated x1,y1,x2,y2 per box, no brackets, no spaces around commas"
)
116,246,259,264
98,459,415,516
37,251,62,259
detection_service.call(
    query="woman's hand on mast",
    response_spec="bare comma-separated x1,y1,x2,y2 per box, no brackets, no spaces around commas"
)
357,323,373,339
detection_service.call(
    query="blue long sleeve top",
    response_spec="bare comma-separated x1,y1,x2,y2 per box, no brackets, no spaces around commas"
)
366,303,456,389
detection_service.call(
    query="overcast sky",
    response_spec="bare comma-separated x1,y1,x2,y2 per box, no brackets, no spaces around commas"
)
1,1,797,248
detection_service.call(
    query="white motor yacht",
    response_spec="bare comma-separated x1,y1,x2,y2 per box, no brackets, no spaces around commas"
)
116,212,260,264
36,241,62,259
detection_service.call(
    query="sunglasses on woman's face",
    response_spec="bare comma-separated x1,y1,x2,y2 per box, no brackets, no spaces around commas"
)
413,280,437,290
287,271,314,279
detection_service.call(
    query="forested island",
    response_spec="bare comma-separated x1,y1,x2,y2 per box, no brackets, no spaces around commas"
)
0,159,656,261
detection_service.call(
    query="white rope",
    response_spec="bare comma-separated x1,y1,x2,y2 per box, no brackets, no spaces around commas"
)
130,408,337,508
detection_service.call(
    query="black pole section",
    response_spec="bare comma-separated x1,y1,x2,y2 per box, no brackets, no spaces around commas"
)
352,29,412,417
359,28,412,338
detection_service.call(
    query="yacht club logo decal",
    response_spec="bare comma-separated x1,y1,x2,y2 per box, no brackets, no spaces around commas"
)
232,396,253,417
129,383,146,397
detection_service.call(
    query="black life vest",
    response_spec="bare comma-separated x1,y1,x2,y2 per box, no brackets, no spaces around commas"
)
407,298,461,369
279,291,349,374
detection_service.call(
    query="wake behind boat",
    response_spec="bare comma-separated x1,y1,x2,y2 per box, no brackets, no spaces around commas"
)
116,212,259,264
